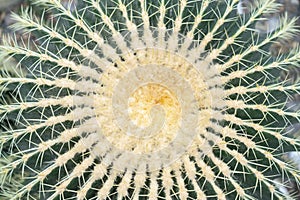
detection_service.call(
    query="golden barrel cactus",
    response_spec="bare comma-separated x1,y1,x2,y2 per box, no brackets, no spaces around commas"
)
0,0,300,199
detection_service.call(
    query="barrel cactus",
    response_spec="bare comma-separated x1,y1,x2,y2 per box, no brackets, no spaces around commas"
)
0,0,300,199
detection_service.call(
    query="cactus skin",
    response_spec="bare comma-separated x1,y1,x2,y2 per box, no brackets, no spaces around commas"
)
0,0,300,199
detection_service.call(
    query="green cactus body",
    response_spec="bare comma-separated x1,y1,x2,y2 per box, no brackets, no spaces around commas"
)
0,0,300,199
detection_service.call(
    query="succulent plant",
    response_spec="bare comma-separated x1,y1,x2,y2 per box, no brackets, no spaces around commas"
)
0,0,300,199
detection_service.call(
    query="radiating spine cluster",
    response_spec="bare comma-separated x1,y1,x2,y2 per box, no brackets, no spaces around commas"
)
0,0,300,199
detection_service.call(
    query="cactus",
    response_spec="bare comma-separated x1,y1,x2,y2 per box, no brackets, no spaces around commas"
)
0,0,300,199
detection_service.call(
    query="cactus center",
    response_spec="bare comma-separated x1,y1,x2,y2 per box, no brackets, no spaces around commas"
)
128,83,180,129
88,47,214,171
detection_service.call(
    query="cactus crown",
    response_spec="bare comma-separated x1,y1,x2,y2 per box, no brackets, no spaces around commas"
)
0,0,300,199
